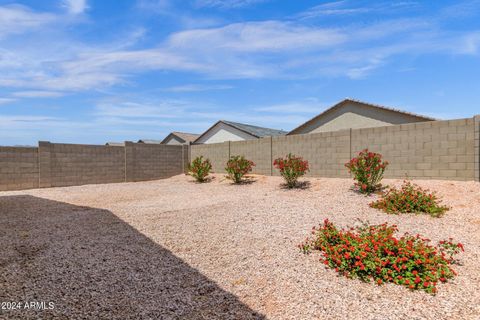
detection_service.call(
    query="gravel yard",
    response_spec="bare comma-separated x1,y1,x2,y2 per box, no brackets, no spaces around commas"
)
1,174,480,319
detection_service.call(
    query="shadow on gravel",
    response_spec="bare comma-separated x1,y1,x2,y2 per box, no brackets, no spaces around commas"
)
279,181,311,190
226,177,257,185
189,175,217,184
348,185,388,196
0,195,265,320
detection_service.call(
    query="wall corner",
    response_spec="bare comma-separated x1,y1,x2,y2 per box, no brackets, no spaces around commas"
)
474,115,480,182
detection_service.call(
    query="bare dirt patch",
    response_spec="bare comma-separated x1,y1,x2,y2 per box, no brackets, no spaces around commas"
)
1,174,479,319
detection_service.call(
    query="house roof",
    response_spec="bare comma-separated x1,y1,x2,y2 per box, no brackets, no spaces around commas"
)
105,142,125,146
137,139,162,144
194,120,287,143
288,98,436,135
175,132,200,143
160,131,200,144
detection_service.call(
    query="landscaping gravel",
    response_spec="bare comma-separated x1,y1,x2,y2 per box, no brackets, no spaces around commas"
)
1,174,479,319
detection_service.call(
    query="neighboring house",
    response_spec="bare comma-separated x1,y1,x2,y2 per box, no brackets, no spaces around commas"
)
105,142,125,146
137,139,162,144
288,98,435,135
194,120,287,144
160,132,200,145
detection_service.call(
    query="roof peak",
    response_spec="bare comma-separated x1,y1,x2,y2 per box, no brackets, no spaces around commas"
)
194,119,287,143
288,98,436,135
172,131,198,134
336,98,436,121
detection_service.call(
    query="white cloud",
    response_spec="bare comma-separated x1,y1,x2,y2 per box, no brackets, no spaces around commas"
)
62,0,89,14
163,84,233,92
297,1,419,19
0,3,479,93
0,98,16,105
167,21,345,52
94,100,188,118
298,1,371,19
254,99,325,114
457,32,480,54
0,4,55,38
346,58,384,79
12,91,65,98
137,0,171,13
195,0,268,9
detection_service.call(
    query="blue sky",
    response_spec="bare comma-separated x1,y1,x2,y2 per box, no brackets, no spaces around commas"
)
0,0,479,145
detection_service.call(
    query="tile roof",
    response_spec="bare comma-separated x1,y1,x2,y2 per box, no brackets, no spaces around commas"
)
221,120,287,138
170,132,200,143
157,132,200,144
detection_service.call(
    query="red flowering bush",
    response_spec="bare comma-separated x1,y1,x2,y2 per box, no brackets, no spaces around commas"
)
273,153,309,188
345,149,388,194
370,181,449,217
225,155,255,183
188,156,212,182
299,219,463,294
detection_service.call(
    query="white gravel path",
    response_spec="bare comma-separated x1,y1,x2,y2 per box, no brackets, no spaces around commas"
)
1,174,479,319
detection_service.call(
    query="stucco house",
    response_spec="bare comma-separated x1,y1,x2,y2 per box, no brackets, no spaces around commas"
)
159,132,200,145
288,98,435,135
194,120,287,144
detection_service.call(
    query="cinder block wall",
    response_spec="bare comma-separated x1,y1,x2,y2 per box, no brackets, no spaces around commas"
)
273,130,351,177
125,142,184,182
475,115,480,181
0,141,186,191
190,116,480,181
351,119,476,180
39,141,125,187
190,142,229,173
182,144,190,174
230,138,272,175
0,147,39,191
1,116,479,191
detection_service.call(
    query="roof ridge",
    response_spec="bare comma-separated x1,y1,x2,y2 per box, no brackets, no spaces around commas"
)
222,120,287,132
342,98,436,121
288,98,435,135
172,131,199,135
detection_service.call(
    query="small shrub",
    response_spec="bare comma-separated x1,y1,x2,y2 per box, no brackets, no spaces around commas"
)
188,156,212,182
345,149,388,194
299,219,463,294
225,155,255,183
370,181,449,217
273,153,309,188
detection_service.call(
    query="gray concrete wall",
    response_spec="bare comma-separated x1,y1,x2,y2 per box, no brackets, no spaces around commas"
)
190,116,480,181
125,142,184,182
1,116,479,191
474,115,480,182
351,119,476,180
230,138,272,175
190,142,229,173
0,141,185,191
0,147,39,191
39,141,125,187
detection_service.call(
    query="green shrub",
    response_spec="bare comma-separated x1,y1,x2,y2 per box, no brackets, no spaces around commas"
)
188,156,212,182
273,153,309,188
345,149,388,194
299,219,463,294
370,181,449,217
225,155,255,183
